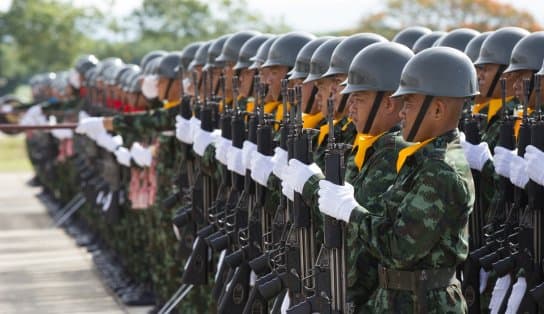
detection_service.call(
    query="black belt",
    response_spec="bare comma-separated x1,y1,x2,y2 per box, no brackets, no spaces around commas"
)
378,265,459,313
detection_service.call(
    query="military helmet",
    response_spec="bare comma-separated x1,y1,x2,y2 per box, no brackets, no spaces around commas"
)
464,32,492,62
204,34,232,70
180,42,203,72
96,58,124,81
303,37,344,83
234,34,274,70
392,47,478,98
504,31,544,73
85,68,99,88
127,70,143,93
74,54,99,75
288,37,333,80
392,26,432,49
140,50,167,70
262,32,316,69
112,64,140,86
188,41,211,71
143,56,163,75
216,30,261,64
322,33,387,78
434,28,480,52
248,36,278,70
412,31,446,54
342,42,414,94
104,61,126,85
158,52,183,79
120,66,141,92
475,27,529,66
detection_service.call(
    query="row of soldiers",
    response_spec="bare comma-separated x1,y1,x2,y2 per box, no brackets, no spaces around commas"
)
9,25,544,313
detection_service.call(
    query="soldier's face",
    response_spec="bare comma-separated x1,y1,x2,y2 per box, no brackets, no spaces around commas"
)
315,77,344,117
510,70,534,104
349,91,375,133
238,68,254,97
158,77,181,101
222,63,235,98
263,66,289,101
399,93,428,141
477,63,501,97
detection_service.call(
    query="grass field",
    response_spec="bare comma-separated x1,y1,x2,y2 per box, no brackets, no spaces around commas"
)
0,134,32,172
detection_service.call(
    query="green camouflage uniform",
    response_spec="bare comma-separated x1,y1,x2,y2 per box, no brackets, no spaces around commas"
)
349,129,474,313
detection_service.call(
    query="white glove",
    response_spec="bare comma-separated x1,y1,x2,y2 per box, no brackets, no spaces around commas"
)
75,117,105,138
141,74,159,99
509,155,529,188
227,146,245,176
78,110,90,121
130,142,152,167
175,115,193,144
525,145,544,186
101,191,113,212
250,152,274,186
51,128,73,139
192,129,218,157
271,147,288,180
505,277,527,314
479,268,489,294
214,136,231,166
114,147,131,167
461,139,492,171
281,180,294,201
26,105,43,118
242,141,257,170
284,159,323,194
189,116,201,142
493,146,516,177
318,180,359,223
489,274,512,314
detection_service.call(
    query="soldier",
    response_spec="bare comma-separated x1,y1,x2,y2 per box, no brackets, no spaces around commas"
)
318,47,477,313
464,32,492,63
434,28,480,52
392,26,432,50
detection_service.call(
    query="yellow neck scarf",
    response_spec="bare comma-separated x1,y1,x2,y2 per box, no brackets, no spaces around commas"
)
396,138,435,173
353,133,385,171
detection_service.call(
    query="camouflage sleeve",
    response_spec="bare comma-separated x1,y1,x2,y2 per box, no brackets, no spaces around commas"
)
479,159,499,224
150,108,177,131
350,161,471,269
301,173,325,209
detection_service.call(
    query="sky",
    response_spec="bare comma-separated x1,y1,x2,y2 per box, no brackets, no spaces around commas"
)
1,0,544,34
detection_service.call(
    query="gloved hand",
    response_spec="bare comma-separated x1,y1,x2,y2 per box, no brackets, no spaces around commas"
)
130,142,153,167
96,132,122,152
78,110,90,121
271,147,288,180
318,180,359,223
492,146,516,177
250,152,274,186
284,159,323,193
75,117,105,138
227,146,245,176
460,138,492,171
281,180,294,201
189,116,201,142
51,128,74,140
242,141,257,170
479,268,489,293
141,74,159,99
175,115,193,144
114,147,131,167
214,136,231,166
505,276,527,314
192,129,218,157
525,145,544,186
509,155,529,188
489,274,512,314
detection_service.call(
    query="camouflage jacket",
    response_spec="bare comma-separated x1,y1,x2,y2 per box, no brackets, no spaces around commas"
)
349,129,474,313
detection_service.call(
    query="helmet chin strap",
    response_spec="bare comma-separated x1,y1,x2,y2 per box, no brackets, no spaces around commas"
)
336,93,350,116
163,78,174,101
362,91,385,134
304,85,318,114
486,64,507,98
406,95,434,142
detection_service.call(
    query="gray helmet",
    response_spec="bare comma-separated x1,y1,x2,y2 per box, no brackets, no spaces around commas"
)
188,41,211,71
140,50,167,70
434,28,480,52
392,26,432,49
96,58,124,82
104,61,126,85
204,34,232,71
504,31,544,74
180,42,202,72
392,47,478,98
303,37,344,83
248,36,278,70
322,33,387,78
475,27,529,66
341,42,414,94
120,66,141,92
74,54,99,75
112,64,139,86
158,52,183,79
413,31,446,54
216,30,261,64
288,37,333,80
234,34,274,71
127,71,143,93
262,32,316,68
144,56,162,75
464,32,492,62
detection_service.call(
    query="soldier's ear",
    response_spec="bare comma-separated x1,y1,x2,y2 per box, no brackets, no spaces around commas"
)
432,98,446,120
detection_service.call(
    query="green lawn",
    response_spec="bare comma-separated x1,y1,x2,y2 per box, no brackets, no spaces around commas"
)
0,134,32,172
